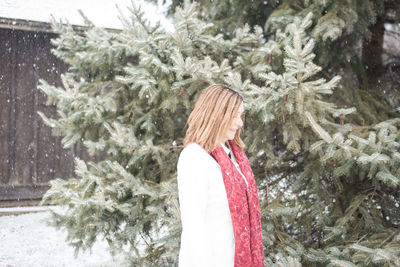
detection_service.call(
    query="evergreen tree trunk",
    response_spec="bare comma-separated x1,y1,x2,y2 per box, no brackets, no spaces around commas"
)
362,15,385,89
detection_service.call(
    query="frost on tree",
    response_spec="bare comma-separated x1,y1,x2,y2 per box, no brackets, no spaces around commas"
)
39,1,400,266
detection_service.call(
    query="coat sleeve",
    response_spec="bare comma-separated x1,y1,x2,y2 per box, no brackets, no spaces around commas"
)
177,147,210,267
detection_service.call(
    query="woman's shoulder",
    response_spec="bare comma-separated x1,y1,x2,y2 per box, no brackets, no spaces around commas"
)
178,143,216,166
179,143,209,159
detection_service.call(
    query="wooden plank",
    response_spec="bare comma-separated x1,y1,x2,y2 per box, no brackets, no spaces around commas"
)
0,17,122,34
0,28,13,185
34,30,56,184
14,29,36,185
0,184,50,201
35,31,74,184
0,199,41,208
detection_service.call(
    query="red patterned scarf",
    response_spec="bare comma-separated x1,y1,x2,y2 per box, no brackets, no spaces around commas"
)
210,140,264,267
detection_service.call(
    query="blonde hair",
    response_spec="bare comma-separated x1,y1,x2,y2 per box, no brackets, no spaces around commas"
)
183,84,245,153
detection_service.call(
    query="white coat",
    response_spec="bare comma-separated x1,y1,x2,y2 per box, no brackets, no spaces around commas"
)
177,142,248,267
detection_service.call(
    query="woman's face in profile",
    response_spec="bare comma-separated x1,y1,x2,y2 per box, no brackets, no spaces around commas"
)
224,102,244,142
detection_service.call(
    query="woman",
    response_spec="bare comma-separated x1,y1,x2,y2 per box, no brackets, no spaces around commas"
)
177,84,264,267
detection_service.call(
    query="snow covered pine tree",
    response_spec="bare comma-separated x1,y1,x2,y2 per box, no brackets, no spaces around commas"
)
39,1,400,266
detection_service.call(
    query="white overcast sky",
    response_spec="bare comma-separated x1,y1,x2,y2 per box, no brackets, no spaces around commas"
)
0,0,173,31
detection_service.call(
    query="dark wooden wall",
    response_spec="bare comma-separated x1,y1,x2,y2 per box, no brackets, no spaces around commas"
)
0,28,75,201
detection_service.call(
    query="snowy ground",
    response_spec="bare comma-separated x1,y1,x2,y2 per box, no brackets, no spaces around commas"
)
0,207,126,267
